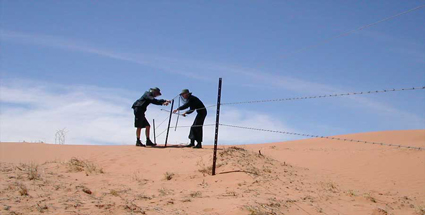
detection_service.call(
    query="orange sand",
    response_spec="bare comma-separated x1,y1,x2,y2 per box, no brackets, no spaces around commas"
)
1,130,424,215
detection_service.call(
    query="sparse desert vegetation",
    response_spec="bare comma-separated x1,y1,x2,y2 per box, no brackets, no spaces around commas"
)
1,130,424,215
67,157,104,174
164,172,175,181
16,163,40,180
189,191,202,198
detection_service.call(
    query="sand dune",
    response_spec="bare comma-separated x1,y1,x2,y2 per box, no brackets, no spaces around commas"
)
1,130,424,215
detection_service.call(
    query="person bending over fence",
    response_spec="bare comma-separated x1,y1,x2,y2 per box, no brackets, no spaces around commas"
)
173,89,207,149
132,87,170,147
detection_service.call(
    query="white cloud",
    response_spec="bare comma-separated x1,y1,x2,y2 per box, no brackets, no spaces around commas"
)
0,30,211,81
0,79,296,145
1,29,423,129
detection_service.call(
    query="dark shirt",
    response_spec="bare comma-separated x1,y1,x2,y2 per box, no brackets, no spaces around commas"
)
177,95,206,115
132,91,166,113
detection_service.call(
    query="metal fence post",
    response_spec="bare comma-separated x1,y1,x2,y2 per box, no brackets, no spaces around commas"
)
212,78,222,175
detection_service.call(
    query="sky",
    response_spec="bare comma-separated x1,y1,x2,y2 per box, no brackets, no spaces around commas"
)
1,0,424,145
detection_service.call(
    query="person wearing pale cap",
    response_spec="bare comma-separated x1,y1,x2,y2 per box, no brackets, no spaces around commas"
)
132,87,170,147
173,89,207,148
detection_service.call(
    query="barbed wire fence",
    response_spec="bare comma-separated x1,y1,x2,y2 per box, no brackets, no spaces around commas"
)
219,124,425,150
221,87,425,106
150,4,425,148
148,4,425,178
153,85,425,150
151,81,425,178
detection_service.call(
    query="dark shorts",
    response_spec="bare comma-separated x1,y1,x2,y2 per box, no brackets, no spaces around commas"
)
134,109,150,128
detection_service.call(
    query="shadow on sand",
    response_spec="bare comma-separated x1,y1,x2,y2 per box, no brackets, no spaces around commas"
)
136,144,223,150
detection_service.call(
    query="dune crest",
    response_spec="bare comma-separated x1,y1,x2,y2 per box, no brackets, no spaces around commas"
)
1,130,424,215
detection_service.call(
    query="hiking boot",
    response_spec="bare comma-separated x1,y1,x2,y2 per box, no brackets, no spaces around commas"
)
186,140,195,147
146,139,156,146
136,140,145,147
193,142,202,149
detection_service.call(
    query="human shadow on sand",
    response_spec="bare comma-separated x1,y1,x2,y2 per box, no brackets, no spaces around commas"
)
137,145,223,150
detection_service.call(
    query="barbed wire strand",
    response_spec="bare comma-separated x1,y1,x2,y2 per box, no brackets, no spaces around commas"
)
156,86,424,111
169,124,216,129
155,115,170,130
222,86,425,106
161,104,218,114
155,124,216,139
160,108,186,116
155,128,169,139
220,124,425,151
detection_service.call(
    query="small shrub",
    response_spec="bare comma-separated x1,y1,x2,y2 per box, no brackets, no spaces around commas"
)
67,158,104,174
131,171,149,185
164,172,175,181
27,163,40,180
364,193,377,203
416,205,425,215
135,194,152,200
321,181,339,193
198,165,213,175
158,188,173,196
17,183,28,196
246,166,261,176
244,205,269,215
225,191,237,197
197,159,224,175
17,163,40,180
36,203,48,213
346,190,356,197
123,201,144,213
110,190,119,197
219,146,247,157
190,191,202,198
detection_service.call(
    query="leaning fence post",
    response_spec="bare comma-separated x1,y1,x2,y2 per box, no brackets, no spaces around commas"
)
212,78,222,175
164,99,174,147
153,119,156,144
174,97,181,131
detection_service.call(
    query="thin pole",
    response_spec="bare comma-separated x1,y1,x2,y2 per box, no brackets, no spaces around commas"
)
174,96,180,131
164,99,174,147
153,119,156,144
212,78,222,176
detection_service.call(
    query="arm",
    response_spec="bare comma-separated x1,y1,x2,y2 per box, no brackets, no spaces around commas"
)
185,108,195,115
151,99,167,105
144,93,167,105
183,96,201,115
177,101,191,111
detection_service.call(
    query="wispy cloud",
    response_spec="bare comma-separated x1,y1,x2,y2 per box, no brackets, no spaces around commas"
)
0,29,346,90
0,79,296,145
1,29,423,129
0,29,211,81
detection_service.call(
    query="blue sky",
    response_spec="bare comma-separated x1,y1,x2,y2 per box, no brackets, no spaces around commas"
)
1,1,424,145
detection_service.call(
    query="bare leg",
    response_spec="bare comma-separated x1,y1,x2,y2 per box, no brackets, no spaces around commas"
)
145,126,150,139
136,128,142,139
